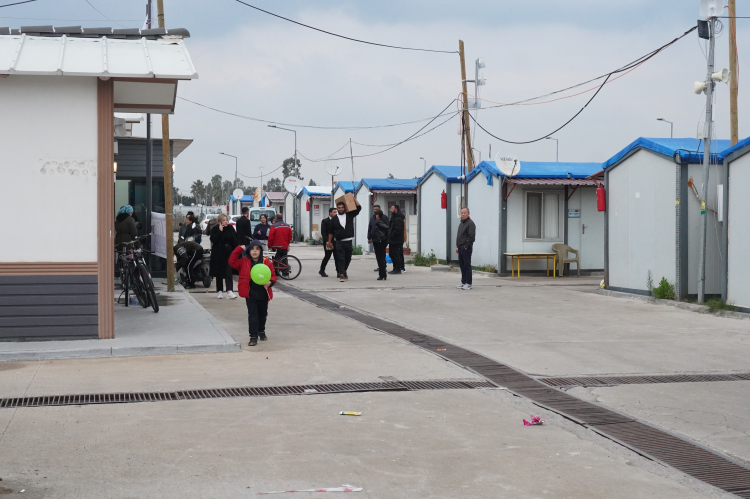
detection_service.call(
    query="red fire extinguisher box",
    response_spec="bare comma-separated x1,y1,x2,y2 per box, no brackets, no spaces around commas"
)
596,187,606,211
440,190,447,209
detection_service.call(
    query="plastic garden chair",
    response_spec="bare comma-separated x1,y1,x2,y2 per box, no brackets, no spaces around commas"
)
551,244,579,277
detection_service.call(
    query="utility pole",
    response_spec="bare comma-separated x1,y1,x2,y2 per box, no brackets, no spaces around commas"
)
157,0,174,292
458,40,475,172
698,18,716,303
145,0,153,248
729,0,739,145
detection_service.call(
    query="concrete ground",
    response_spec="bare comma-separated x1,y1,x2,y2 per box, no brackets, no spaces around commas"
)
0,243,747,497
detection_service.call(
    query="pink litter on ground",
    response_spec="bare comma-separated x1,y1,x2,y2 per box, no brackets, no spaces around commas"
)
257,485,363,495
523,415,546,426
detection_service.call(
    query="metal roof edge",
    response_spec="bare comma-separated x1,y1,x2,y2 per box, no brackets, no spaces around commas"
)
719,136,750,164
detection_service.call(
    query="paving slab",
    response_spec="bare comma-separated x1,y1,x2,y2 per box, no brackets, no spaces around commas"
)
0,389,717,498
569,380,750,467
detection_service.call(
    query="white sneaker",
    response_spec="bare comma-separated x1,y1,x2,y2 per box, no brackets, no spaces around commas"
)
227,291,237,299
217,291,224,299
463,284,472,290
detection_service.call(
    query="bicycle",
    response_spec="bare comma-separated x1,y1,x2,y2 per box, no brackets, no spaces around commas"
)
117,235,159,312
267,247,301,280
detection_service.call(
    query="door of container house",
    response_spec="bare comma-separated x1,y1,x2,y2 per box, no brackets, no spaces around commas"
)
579,190,604,270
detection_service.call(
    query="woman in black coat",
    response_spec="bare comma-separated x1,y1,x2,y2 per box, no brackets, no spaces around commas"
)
209,213,239,299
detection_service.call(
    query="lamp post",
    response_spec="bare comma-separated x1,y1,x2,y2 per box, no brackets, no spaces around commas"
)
656,118,673,138
259,166,265,207
545,137,559,162
420,157,426,174
219,152,238,214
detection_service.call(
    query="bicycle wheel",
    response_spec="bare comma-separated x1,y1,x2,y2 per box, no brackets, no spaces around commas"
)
278,255,301,280
138,263,159,313
128,265,149,308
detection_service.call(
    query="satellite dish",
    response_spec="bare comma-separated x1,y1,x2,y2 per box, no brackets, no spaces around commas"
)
324,163,343,176
494,153,520,177
232,188,244,200
283,176,301,194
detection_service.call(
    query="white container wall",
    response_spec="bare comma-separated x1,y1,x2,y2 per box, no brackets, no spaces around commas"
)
355,185,371,250
686,163,723,295
727,153,750,309
418,174,448,260
467,176,501,267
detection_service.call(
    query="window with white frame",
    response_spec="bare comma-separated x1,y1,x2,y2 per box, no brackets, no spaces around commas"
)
524,191,561,240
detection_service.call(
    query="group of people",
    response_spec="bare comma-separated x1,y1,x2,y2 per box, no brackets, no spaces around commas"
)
318,200,409,282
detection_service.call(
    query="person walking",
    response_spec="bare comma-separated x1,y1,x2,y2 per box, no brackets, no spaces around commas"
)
252,213,273,253
387,205,405,275
229,239,277,347
209,213,239,299
319,208,338,277
173,240,203,289
456,207,476,290
235,206,252,246
268,214,293,273
115,205,138,248
368,204,388,273
327,198,362,282
371,208,390,281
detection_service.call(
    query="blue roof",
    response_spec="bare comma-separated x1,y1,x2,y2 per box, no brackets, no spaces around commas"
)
229,194,254,202
334,181,360,193
297,186,332,198
419,165,465,184
719,135,750,161
359,178,419,191
467,160,602,185
603,138,734,170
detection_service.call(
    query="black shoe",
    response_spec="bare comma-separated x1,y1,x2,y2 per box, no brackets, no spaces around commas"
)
319,271,328,277
185,283,196,289
259,332,267,341
374,268,379,272
377,276,385,280
388,270,401,275
248,338,257,347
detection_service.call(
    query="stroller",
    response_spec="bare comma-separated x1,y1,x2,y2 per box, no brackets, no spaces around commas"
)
178,248,213,288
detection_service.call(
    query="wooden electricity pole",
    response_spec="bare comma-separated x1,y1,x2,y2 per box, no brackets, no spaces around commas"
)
729,0,739,145
157,0,175,292
458,40,475,172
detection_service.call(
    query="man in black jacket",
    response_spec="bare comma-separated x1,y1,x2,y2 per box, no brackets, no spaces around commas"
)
455,207,476,290
368,204,388,272
235,206,252,246
327,198,362,282
319,208,338,277
387,205,406,275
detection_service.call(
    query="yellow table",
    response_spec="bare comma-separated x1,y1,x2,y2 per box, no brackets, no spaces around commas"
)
504,252,557,279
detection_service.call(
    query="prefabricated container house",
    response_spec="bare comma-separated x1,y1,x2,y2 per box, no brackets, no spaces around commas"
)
417,166,464,262
603,138,734,299
296,186,333,241
355,178,419,252
722,137,750,311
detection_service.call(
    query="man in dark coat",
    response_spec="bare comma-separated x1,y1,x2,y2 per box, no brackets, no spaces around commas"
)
368,204,388,272
328,198,362,282
319,208,339,277
235,206,252,246
387,205,406,275
455,207,476,290
209,214,239,299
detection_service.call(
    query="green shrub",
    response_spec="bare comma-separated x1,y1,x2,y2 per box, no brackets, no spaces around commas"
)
411,250,437,267
352,245,363,256
705,298,737,313
652,277,675,300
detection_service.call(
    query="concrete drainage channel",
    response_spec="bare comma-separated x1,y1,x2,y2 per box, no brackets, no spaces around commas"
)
277,282,750,498
539,372,750,388
0,379,495,409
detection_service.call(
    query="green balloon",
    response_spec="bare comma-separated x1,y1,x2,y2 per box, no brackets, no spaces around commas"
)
251,262,271,285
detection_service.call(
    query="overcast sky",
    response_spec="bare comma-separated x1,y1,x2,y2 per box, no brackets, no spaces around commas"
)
4,1,747,193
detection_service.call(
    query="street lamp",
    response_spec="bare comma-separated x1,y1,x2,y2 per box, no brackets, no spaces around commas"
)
419,157,426,174
259,166,265,206
219,152,238,214
656,118,673,138
545,137,559,162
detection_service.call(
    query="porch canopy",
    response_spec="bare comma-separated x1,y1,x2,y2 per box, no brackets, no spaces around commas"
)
0,26,198,113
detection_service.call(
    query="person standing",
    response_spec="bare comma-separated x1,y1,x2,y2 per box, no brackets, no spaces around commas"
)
387,205,405,275
371,208,390,281
328,198,362,282
268,214,293,272
210,213,239,299
368,204,388,273
319,208,338,277
115,205,138,248
229,240,277,347
235,206,252,246
455,207,476,290
252,213,273,253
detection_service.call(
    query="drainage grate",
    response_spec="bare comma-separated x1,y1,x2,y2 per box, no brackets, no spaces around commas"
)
0,379,495,409
277,282,750,498
538,373,750,388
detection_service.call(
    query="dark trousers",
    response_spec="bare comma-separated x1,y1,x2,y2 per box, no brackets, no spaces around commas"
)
185,248,203,284
245,297,268,339
390,243,404,271
458,246,473,285
374,241,388,279
273,248,287,271
336,240,353,275
216,265,234,292
321,247,338,274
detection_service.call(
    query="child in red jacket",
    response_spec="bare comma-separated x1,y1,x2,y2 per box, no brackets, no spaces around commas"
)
229,239,277,347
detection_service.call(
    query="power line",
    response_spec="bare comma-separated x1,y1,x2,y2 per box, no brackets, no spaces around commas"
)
0,16,143,20
237,164,283,180
233,0,457,54
351,112,459,147
83,0,125,28
178,96,457,130
0,0,35,7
